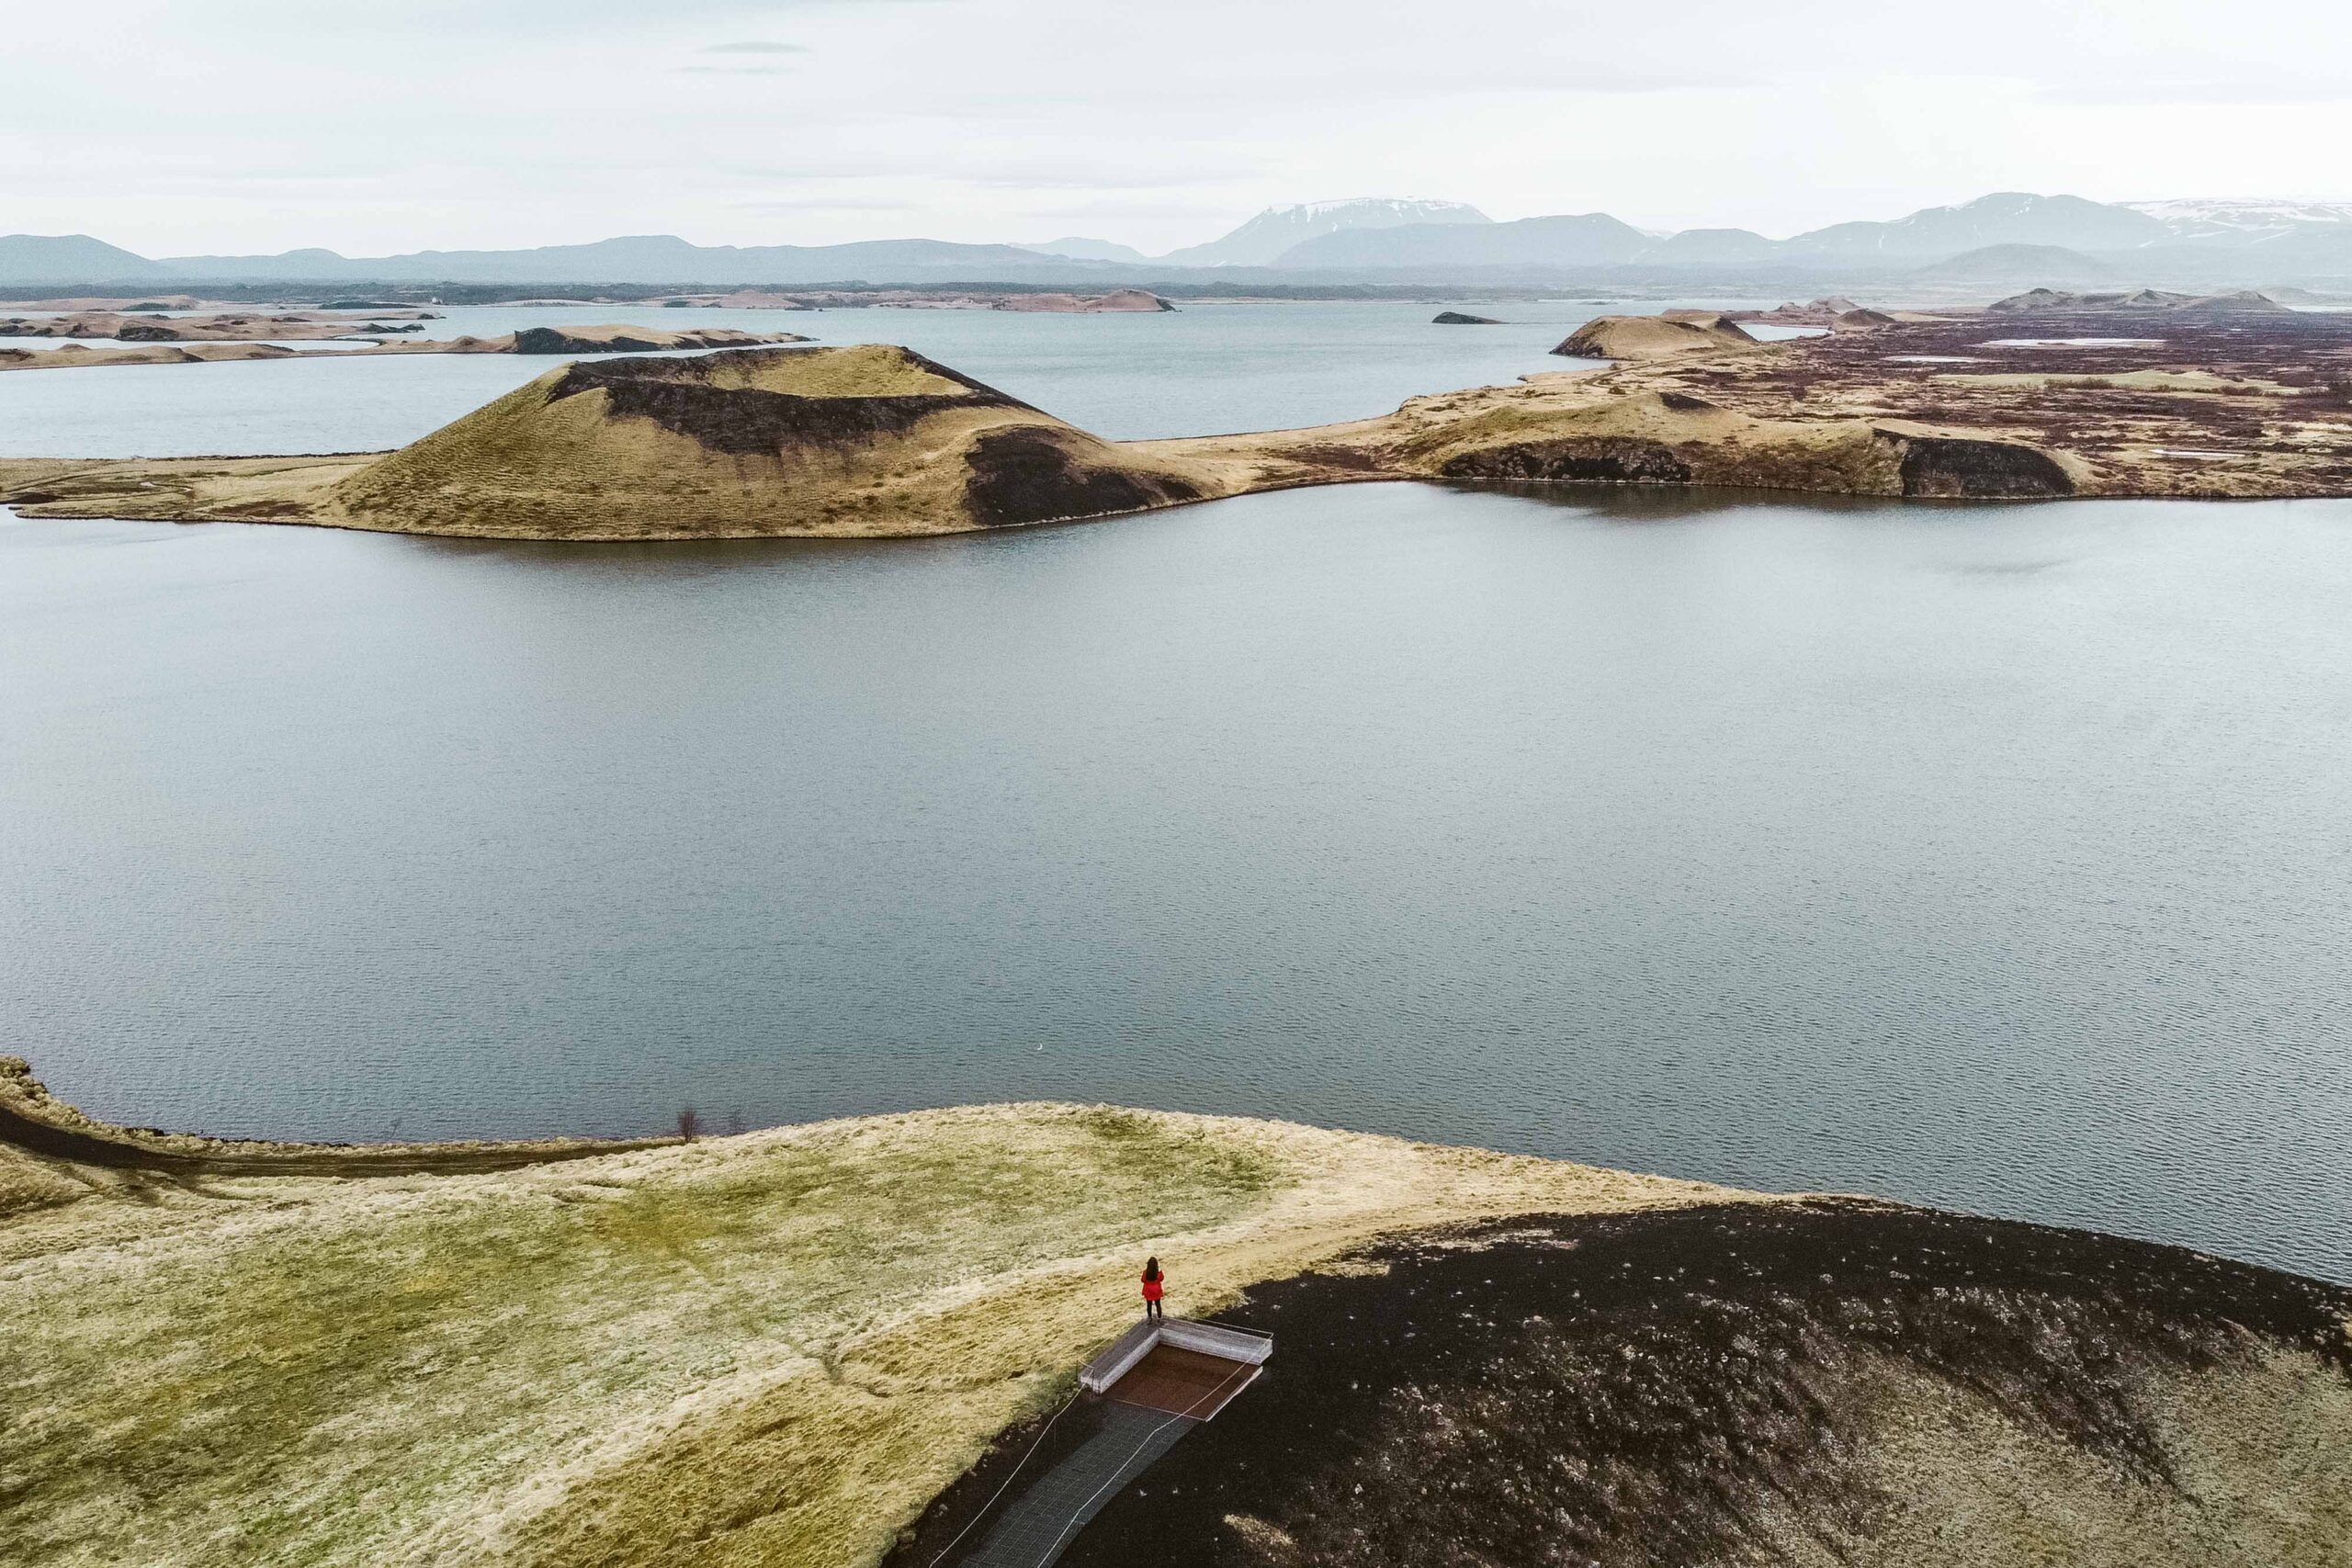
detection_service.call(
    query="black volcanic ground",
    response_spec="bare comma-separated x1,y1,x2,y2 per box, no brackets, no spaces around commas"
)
893,1201,2352,1568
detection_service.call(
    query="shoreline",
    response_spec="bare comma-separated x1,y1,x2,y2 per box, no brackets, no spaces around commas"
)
0,1060,1755,1566
0,1055,673,1179
6,1057,2346,1568
5,304,2349,536
0,321,808,375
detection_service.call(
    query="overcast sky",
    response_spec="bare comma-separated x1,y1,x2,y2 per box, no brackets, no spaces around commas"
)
7,0,2347,256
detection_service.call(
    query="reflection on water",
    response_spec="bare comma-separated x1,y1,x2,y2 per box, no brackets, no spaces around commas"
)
4,484,2349,1281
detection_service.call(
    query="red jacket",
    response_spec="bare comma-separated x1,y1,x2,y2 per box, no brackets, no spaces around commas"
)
1141,1272,1164,1302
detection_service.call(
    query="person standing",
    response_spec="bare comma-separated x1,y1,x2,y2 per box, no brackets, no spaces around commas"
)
1141,1258,1165,1321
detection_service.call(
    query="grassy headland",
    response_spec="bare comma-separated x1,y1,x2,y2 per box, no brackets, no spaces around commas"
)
5,1056,2346,1567
0,1060,1728,1567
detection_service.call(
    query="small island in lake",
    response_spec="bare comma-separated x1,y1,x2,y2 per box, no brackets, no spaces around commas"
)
0,318,808,373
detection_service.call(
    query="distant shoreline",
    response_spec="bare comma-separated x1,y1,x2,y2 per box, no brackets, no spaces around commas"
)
6,302,2351,536
0,278,1654,310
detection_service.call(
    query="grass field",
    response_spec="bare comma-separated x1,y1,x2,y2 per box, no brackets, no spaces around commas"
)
0,1092,1734,1568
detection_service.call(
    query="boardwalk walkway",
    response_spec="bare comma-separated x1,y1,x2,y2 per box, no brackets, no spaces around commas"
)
938,1319,1270,1568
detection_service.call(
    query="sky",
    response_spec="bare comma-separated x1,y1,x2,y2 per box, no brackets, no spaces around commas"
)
6,0,2349,257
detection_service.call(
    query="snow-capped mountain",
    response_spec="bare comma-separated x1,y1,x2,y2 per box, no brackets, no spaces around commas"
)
2123,198,2352,244
1157,198,1490,268
1779,193,2170,259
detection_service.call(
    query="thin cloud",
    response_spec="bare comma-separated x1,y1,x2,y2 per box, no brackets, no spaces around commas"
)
728,197,923,213
716,153,1262,189
963,168,1258,192
2034,76,2352,106
17,0,2352,256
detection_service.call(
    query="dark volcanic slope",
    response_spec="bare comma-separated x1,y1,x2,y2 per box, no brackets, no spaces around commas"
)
542,352,1003,450
988,1202,2351,1568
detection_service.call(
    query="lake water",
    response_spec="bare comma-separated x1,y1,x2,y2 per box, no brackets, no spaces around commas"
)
5,483,2349,1281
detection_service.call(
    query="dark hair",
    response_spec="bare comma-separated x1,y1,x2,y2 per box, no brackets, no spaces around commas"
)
1144,1257,1160,1280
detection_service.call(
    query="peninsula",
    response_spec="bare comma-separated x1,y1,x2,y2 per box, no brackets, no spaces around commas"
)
2,1057,2345,1568
0,307,440,339
0,320,808,374
5,299,2351,535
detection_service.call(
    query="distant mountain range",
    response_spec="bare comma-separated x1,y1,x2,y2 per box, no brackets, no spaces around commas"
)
1152,198,1491,268
0,233,1085,288
2122,197,2352,243
1275,211,1648,270
7,193,2351,290
1015,236,1152,265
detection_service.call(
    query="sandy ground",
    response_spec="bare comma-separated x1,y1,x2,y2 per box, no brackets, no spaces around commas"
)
0,1069,1741,1568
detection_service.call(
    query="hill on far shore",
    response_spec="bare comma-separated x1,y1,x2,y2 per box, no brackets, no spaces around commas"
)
325,344,1219,539
9,192,2352,291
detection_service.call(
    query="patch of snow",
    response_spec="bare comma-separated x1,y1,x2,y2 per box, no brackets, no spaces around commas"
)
1284,198,1490,225
2124,197,2352,239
